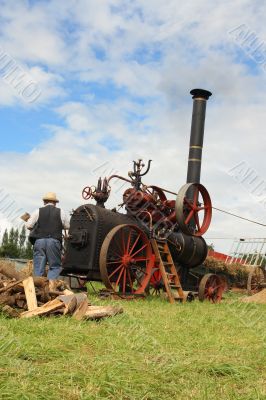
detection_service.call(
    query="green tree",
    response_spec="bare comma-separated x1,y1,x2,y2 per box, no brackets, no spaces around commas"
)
0,227,29,258
19,225,26,250
24,240,33,259
207,243,215,252
0,229,8,257
2,229,8,247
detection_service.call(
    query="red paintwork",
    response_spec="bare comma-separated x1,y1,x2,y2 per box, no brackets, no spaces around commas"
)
208,250,244,264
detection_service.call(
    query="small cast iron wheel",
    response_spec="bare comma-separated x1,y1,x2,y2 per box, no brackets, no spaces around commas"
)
198,273,224,303
247,266,266,295
183,291,195,302
175,183,212,236
82,186,95,200
100,224,154,295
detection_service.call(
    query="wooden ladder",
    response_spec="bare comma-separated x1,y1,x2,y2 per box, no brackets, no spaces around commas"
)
151,239,184,304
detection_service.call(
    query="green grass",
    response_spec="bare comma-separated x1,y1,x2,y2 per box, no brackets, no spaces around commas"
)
0,290,265,400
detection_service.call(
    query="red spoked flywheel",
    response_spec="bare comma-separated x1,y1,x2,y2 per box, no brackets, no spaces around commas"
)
175,183,212,236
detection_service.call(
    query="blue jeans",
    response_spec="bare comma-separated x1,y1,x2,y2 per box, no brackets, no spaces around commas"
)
33,238,62,280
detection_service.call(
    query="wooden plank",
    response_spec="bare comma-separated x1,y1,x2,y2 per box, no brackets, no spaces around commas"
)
23,277,38,311
84,306,123,320
20,298,64,318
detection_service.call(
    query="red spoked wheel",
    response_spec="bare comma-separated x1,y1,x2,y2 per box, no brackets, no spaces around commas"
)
198,274,225,303
100,224,154,295
175,183,212,236
82,186,95,200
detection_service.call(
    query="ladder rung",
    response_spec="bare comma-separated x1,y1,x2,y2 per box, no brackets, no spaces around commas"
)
170,284,181,289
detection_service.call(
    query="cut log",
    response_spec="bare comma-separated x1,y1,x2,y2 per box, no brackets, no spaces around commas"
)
23,277,38,311
72,298,89,321
83,306,123,320
16,299,26,309
1,305,20,318
75,293,89,306
57,294,77,315
33,277,49,288
20,299,64,318
0,262,23,280
0,294,16,306
0,280,23,294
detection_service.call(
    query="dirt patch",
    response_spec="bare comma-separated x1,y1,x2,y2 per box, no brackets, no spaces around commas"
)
241,289,266,304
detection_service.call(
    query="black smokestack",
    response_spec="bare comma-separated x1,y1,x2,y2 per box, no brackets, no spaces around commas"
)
186,88,212,184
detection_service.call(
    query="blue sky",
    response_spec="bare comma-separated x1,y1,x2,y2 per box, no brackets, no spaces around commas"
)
0,0,265,252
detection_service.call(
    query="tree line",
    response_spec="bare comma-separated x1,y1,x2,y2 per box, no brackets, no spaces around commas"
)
0,226,33,259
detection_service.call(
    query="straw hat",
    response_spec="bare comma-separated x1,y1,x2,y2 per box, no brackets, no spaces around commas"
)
42,192,59,203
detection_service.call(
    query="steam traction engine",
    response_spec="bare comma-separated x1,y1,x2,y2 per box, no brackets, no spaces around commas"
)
62,89,225,303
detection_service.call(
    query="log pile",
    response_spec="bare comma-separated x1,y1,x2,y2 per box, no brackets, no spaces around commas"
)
0,272,123,320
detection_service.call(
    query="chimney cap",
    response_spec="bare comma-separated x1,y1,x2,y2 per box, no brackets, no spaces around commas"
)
190,88,212,100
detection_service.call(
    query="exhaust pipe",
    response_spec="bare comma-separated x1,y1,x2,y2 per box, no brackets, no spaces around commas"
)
186,89,212,184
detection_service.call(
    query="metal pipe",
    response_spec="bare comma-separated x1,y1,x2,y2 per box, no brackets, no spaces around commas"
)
187,88,212,184
107,175,133,185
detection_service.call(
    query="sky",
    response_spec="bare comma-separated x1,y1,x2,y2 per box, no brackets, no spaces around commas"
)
0,0,265,253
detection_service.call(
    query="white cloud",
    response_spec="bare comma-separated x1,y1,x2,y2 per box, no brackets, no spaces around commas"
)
0,0,265,253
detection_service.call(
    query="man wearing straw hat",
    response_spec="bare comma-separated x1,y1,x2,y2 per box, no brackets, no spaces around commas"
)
26,192,70,280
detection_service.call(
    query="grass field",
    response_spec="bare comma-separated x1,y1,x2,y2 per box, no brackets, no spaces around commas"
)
0,290,265,400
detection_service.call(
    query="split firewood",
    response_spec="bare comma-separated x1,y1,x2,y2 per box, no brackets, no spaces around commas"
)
16,299,26,309
38,290,51,304
20,298,65,318
72,296,89,321
0,280,23,294
57,294,77,315
63,289,74,296
33,277,49,288
83,305,123,320
0,294,16,307
10,284,25,294
23,277,38,311
75,292,89,307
